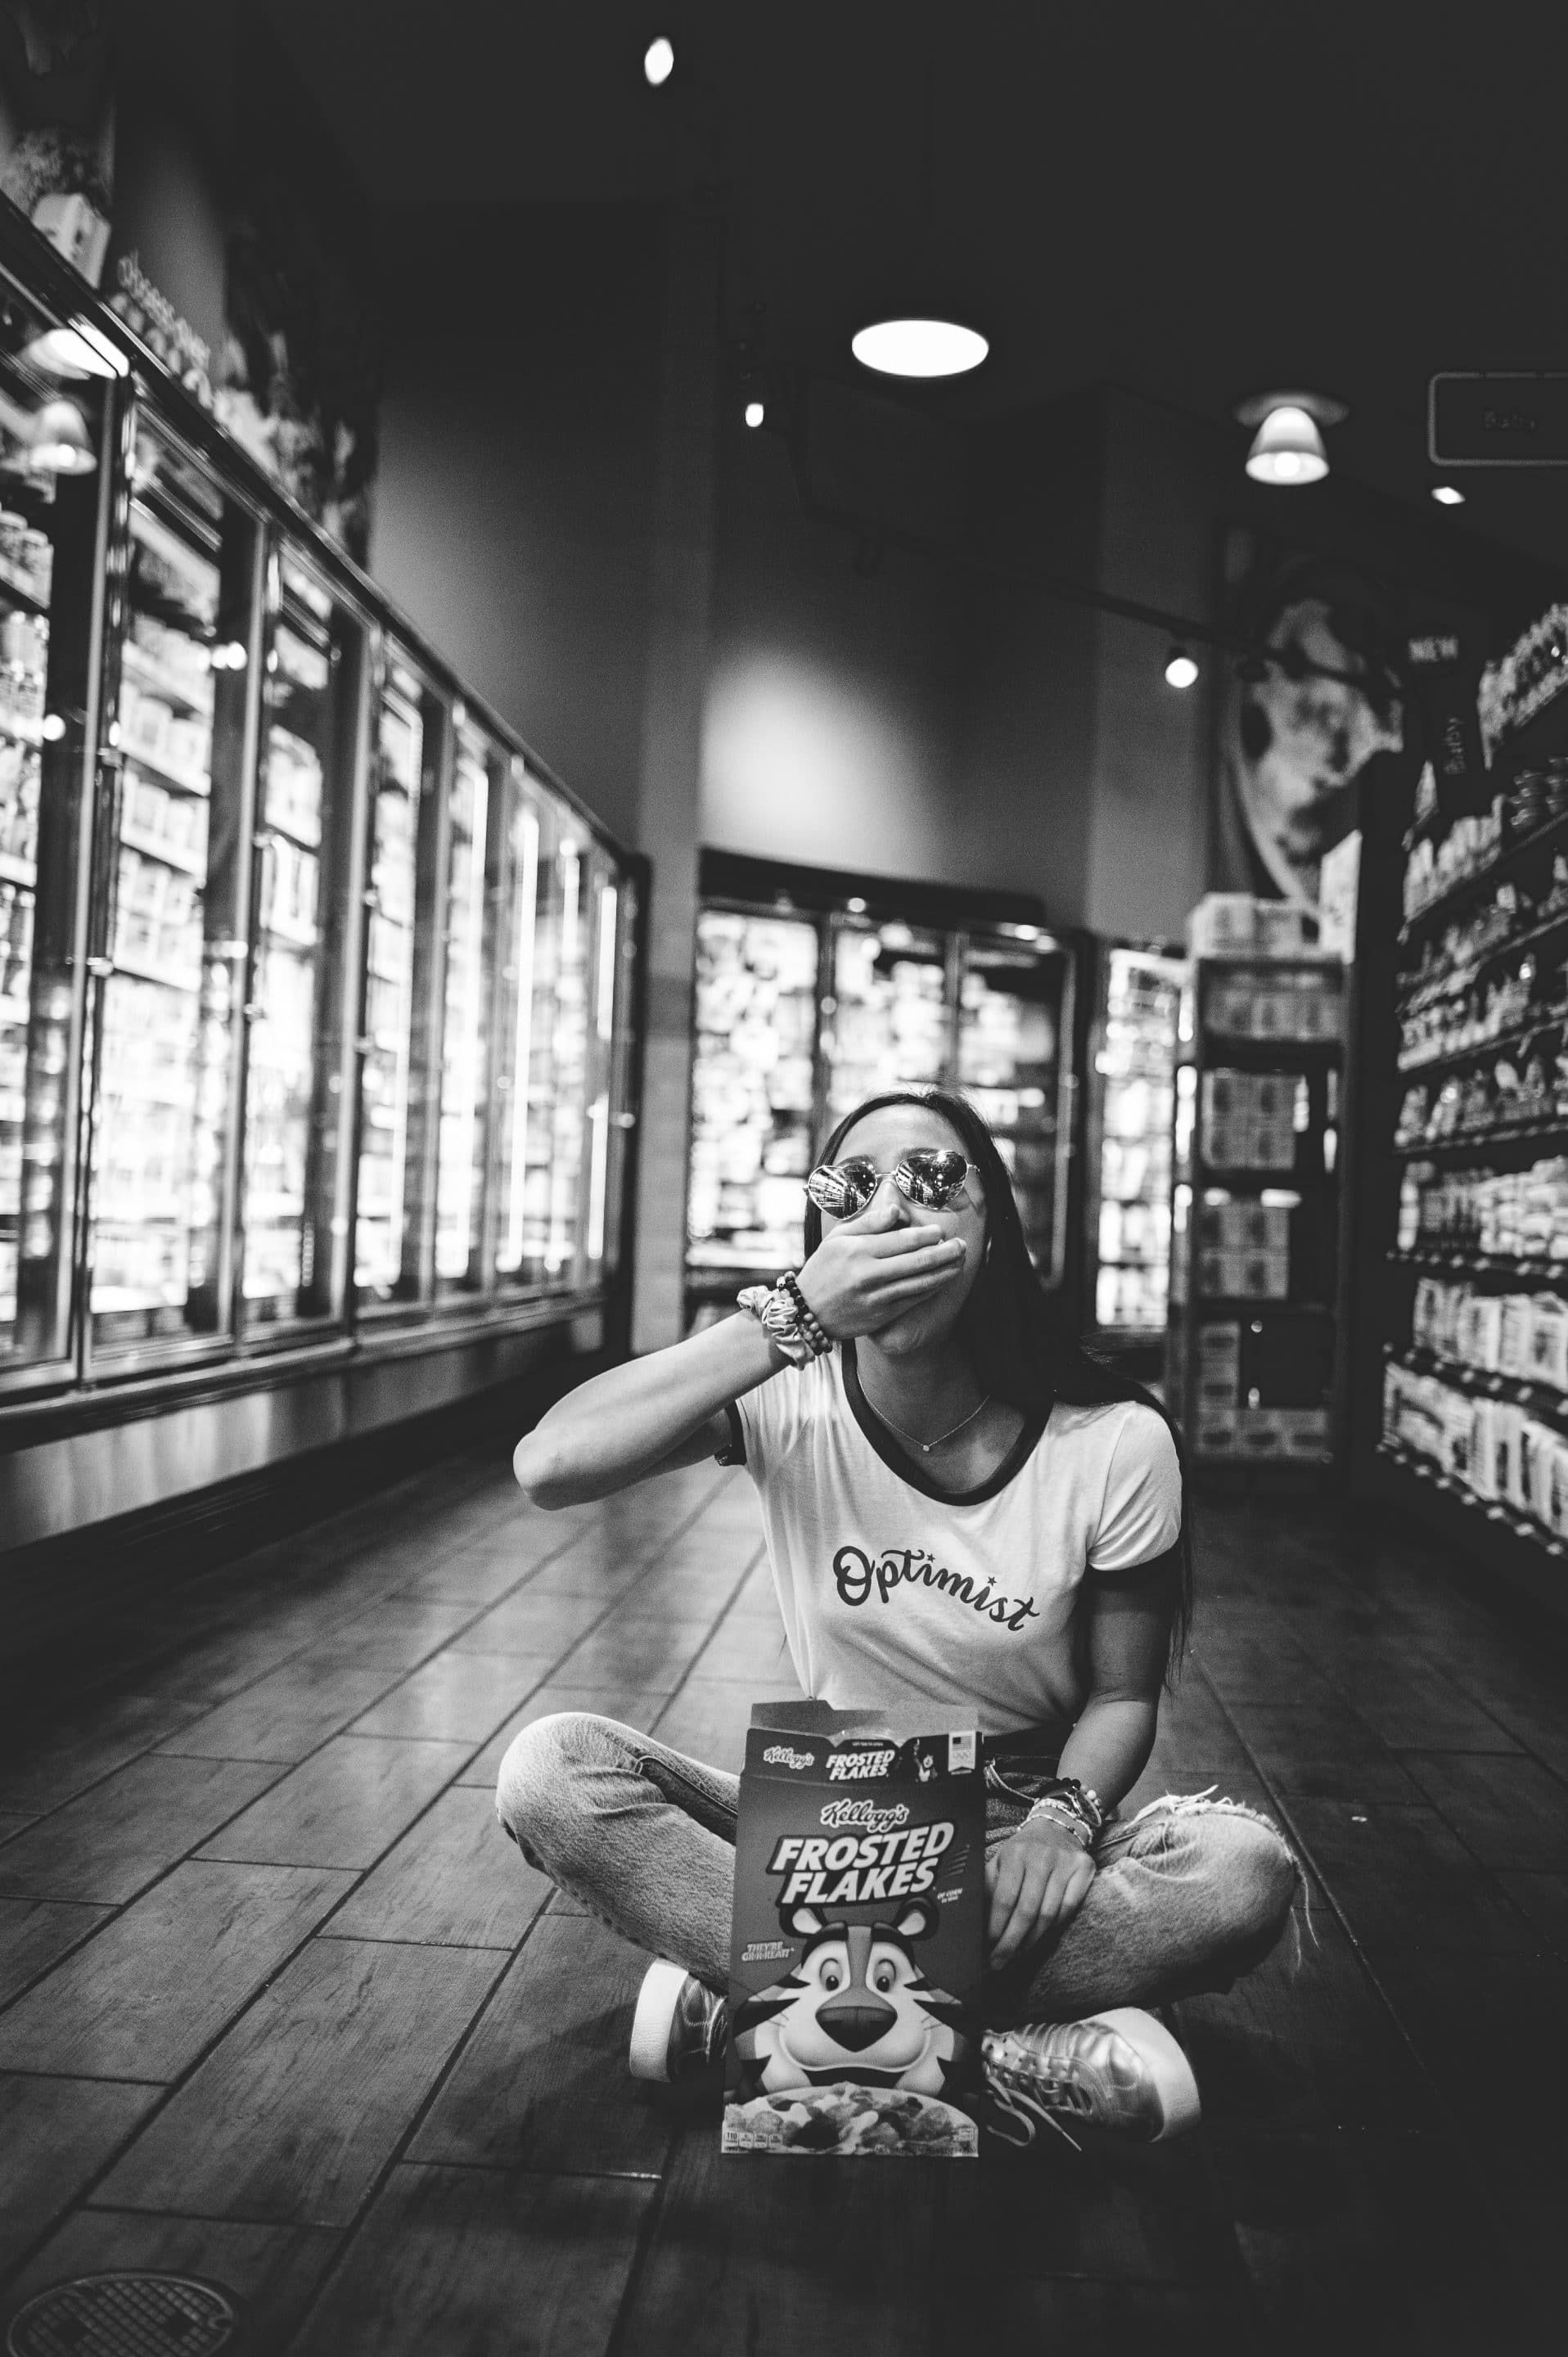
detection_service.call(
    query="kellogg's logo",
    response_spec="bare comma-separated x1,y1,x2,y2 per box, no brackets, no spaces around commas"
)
819,1796,911,1835
762,1745,816,1771
827,1748,895,1781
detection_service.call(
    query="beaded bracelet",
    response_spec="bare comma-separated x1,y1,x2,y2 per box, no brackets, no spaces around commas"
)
780,1271,831,1356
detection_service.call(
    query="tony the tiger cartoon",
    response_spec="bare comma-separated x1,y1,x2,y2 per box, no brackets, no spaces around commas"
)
724,1713,985,2156
732,1896,971,2098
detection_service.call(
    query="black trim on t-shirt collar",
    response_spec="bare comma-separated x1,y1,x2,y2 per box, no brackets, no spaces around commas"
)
840,1340,1049,1506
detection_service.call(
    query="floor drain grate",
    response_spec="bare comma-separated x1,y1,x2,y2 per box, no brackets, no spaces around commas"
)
6,2274,238,2357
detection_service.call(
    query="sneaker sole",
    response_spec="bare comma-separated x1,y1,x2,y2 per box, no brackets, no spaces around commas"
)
1084,2006,1201,2141
629,1958,694,2084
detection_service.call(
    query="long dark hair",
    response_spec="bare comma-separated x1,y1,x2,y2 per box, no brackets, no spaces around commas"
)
804,1087,1195,1687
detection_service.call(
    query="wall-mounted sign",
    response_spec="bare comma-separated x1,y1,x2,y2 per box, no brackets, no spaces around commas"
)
1429,373,1568,466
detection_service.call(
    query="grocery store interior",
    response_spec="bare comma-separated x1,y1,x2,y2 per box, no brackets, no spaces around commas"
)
0,3,1565,2351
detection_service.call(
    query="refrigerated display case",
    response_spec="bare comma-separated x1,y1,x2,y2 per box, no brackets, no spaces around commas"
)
686,856,1080,1324
0,284,109,1390
1084,944,1183,1344
0,201,644,1571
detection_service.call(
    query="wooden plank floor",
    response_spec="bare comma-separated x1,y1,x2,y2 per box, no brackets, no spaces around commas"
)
0,1451,1562,2354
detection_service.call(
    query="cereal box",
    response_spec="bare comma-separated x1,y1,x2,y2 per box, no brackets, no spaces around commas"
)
723,1703,985,2157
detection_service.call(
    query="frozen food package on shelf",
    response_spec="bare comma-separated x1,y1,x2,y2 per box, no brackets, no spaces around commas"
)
725,1706,985,2158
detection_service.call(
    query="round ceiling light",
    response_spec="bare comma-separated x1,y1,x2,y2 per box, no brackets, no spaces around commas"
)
1431,484,1466,507
851,318,989,379
643,36,674,85
1165,646,1200,690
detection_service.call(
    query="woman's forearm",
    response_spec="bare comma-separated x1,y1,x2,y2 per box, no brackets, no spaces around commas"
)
513,1313,782,1507
1057,1695,1159,1814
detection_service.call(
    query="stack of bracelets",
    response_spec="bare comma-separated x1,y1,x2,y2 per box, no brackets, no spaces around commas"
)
1022,1778,1105,1850
737,1272,831,1366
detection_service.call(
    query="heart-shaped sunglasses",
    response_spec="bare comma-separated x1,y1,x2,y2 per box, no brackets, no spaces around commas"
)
805,1149,980,1218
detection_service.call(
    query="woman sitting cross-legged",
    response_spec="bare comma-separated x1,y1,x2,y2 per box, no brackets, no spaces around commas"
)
499,1088,1300,2147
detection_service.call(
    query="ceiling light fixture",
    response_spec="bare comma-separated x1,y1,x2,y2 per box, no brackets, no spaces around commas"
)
1235,390,1346,487
1431,484,1466,507
28,396,96,475
21,319,127,379
1165,646,1200,690
643,36,674,85
850,318,988,379
743,399,765,430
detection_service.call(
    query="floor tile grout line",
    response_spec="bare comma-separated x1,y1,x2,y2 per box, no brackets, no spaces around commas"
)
0,1468,740,2285
1189,1656,1553,2288
598,2123,685,2357
269,1907,565,2352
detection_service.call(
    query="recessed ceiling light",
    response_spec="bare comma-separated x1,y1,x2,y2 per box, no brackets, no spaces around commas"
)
643,36,674,85
851,318,988,379
743,399,764,429
1165,646,1200,690
1431,484,1466,507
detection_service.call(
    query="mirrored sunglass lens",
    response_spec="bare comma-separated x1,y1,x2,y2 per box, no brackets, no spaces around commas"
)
809,1158,878,1215
897,1150,969,1206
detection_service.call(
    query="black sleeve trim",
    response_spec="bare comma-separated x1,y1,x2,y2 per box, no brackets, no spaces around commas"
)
714,1401,746,1467
1085,1537,1181,1588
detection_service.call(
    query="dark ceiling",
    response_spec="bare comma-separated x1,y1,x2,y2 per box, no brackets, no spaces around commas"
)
262,0,1568,575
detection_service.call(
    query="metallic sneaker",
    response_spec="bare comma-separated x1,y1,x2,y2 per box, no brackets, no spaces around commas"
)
629,1958,728,2084
982,2006,1201,2147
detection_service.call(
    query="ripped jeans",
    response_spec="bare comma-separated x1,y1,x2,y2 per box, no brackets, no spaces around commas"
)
495,1714,1301,2025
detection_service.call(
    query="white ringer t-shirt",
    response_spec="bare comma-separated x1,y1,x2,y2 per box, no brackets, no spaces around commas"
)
730,1342,1182,1739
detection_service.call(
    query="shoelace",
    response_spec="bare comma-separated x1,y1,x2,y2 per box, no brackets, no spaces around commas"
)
985,2051,1084,2153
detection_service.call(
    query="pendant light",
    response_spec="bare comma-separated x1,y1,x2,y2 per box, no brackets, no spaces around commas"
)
29,397,97,475
1234,390,1346,486
851,3,988,381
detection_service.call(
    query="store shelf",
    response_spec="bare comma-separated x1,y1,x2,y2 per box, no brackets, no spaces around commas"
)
260,913,319,953
1387,1245,1568,1282
1390,1341,1568,1427
1393,1113,1568,1160
119,823,205,877
1378,1436,1566,1559
0,558,48,614
123,644,212,716
0,850,36,888
124,745,210,800
112,946,201,994
1400,805,1568,944
1397,1009,1567,1079
1396,899,1568,1019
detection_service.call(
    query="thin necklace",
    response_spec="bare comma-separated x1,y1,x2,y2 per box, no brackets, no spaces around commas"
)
862,1382,991,1457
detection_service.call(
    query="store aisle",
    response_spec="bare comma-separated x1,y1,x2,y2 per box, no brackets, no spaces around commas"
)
0,1455,1561,2354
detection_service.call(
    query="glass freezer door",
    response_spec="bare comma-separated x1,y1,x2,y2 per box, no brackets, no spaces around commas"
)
957,935,1072,1285
687,908,820,1287
240,552,363,1331
826,917,948,1123
0,291,108,1383
1091,946,1183,1334
88,419,259,1360
354,651,441,1308
433,714,500,1294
